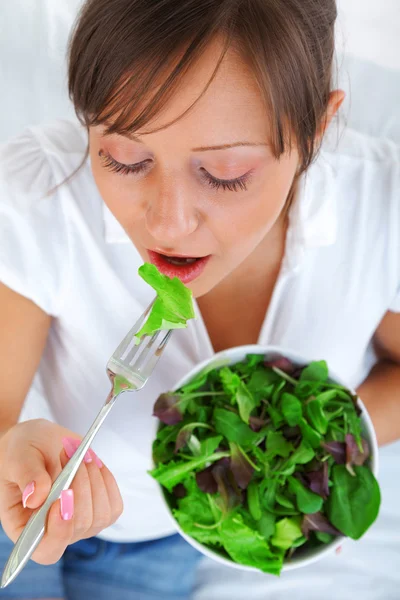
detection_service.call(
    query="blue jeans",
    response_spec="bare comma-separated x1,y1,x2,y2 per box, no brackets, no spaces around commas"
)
0,526,202,599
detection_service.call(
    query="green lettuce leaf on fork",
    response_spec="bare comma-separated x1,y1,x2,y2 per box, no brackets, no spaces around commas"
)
134,263,195,342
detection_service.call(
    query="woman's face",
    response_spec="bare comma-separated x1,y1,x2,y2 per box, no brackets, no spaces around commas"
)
89,40,300,298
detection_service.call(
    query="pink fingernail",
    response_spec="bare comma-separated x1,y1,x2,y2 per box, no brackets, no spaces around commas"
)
60,489,74,521
90,450,104,469
62,437,92,463
22,481,35,508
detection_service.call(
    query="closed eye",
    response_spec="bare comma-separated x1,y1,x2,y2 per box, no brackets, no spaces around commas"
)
200,167,253,192
99,150,151,176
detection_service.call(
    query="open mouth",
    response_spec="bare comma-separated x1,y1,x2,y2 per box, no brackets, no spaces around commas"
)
147,250,211,284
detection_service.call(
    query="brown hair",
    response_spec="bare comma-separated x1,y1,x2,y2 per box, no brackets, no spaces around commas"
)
68,0,337,174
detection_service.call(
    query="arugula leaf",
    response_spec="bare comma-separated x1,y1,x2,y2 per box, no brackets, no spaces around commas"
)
315,531,334,544
213,408,260,447
270,517,303,550
326,465,381,540
150,446,227,491
268,405,285,428
173,479,222,546
265,431,294,459
295,361,329,397
247,481,262,520
288,476,324,514
236,381,259,424
198,436,224,458
220,514,284,575
288,440,315,466
248,369,278,401
299,418,322,449
300,361,329,383
134,263,195,341
281,393,303,426
152,425,180,463
219,367,241,397
306,399,329,435
256,511,276,540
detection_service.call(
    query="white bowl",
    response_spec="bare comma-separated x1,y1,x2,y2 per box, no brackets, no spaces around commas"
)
158,344,379,573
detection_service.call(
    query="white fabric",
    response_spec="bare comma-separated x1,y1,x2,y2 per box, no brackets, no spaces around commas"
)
0,117,399,548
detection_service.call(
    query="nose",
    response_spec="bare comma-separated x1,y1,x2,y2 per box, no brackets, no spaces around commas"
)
145,175,199,245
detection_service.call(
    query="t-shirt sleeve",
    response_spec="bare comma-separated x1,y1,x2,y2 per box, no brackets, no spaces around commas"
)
387,158,400,313
0,129,70,316
389,286,400,313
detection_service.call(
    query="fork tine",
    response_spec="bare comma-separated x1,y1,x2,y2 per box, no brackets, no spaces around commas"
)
135,330,173,380
112,299,155,359
128,331,160,372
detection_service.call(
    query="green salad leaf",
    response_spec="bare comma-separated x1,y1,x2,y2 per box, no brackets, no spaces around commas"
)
134,263,195,342
326,465,381,539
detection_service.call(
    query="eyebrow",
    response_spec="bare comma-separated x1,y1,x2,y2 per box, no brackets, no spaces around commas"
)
103,130,267,152
191,142,268,152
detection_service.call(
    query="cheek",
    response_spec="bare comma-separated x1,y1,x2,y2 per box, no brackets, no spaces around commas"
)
211,164,294,250
90,156,143,223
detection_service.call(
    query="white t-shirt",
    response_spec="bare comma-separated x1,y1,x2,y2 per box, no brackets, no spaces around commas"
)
0,120,400,596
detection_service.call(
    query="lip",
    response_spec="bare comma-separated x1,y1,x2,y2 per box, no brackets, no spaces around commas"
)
147,250,211,284
151,248,207,259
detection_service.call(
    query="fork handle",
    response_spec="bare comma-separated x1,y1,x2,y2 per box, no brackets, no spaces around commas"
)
1,394,118,588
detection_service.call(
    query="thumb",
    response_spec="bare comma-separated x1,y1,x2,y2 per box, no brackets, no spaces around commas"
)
11,447,54,510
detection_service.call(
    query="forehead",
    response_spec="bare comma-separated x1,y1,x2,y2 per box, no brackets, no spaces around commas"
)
103,38,271,144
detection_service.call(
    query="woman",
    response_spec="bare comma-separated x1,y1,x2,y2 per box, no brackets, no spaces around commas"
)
0,0,399,598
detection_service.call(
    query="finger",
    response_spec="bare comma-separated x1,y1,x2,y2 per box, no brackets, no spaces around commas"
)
4,446,53,511
59,449,94,540
99,464,124,523
31,494,74,566
84,461,112,536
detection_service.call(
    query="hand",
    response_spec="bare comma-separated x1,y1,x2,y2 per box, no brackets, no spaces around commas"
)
0,418,123,565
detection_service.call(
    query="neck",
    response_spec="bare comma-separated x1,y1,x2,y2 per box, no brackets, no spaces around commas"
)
223,209,288,294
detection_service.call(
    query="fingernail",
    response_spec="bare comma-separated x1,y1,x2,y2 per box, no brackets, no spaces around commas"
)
90,450,104,469
60,489,74,521
62,437,92,463
22,481,35,508
336,545,343,555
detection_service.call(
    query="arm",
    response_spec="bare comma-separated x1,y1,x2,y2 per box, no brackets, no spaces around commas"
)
357,310,400,446
0,282,51,438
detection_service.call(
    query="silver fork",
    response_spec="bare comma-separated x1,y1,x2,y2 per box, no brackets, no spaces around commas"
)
1,300,172,589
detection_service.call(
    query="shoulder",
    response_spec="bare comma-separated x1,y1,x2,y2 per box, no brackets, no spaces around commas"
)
0,119,88,208
321,125,400,205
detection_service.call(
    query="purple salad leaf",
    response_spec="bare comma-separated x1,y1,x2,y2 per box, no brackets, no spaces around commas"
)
212,457,243,513
306,462,330,499
322,441,346,464
196,465,218,494
249,416,268,432
229,443,254,490
153,393,183,425
282,425,301,440
175,423,214,453
345,434,370,468
172,483,187,499
301,512,342,538
264,356,295,373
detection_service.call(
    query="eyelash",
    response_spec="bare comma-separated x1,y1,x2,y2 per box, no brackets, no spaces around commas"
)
98,150,251,193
